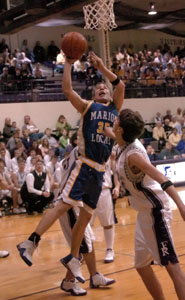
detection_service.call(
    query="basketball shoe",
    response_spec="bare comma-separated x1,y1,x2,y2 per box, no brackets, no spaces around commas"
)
0,250,9,258
104,248,114,263
61,279,87,296
61,254,85,283
17,240,37,266
90,272,115,288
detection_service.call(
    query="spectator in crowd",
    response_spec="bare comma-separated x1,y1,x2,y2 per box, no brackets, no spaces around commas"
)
0,142,10,159
20,159,54,214
6,129,20,158
159,141,180,160
56,50,65,73
11,148,21,173
73,55,89,82
163,118,173,138
3,118,14,141
46,154,60,176
169,115,179,129
63,131,78,158
0,148,11,171
0,67,13,92
146,144,160,161
152,121,167,150
176,118,185,134
59,129,69,151
33,41,45,63
176,133,185,153
55,115,71,138
25,149,36,171
163,109,173,121
39,138,50,157
0,158,20,214
175,107,183,121
33,63,46,79
11,157,27,213
47,40,60,61
168,127,181,147
21,129,32,153
30,140,42,157
154,112,163,123
42,128,59,149
43,148,55,165
22,115,43,141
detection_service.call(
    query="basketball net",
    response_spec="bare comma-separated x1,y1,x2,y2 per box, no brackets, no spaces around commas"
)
83,0,117,70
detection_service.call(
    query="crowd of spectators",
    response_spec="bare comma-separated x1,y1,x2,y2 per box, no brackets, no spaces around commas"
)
0,113,77,217
143,107,185,161
1,37,185,98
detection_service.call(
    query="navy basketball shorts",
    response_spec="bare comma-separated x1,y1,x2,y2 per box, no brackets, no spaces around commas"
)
61,158,104,214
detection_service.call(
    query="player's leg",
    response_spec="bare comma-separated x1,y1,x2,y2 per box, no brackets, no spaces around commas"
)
61,207,92,283
165,262,185,300
17,200,71,266
136,265,165,300
84,245,115,288
96,189,115,263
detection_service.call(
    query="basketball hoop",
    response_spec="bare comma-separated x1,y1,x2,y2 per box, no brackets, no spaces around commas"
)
83,0,117,31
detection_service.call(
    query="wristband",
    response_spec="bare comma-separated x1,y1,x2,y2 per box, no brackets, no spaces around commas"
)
111,77,120,86
161,180,173,191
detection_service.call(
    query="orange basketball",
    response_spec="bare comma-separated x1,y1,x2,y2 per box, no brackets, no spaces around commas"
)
61,32,87,60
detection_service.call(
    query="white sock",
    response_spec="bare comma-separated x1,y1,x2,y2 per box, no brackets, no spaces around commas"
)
103,226,115,250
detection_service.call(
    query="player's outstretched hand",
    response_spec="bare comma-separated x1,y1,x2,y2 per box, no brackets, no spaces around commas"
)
89,51,104,69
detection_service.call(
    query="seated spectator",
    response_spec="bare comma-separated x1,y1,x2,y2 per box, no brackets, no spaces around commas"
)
175,107,183,121
0,67,13,92
0,142,10,159
43,148,55,165
0,148,12,171
25,149,36,171
30,140,42,157
154,112,162,123
0,56,5,74
47,40,60,61
168,128,181,147
39,138,50,157
42,128,59,149
6,129,20,158
163,118,173,138
33,41,46,63
59,129,69,150
56,50,65,73
159,142,180,160
176,133,185,153
73,55,89,81
3,118,14,141
163,109,173,122
14,67,23,91
152,121,167,150
63,131,78,157
55,115,71,138
46,155,60,176
22,115,43,141
20,159,54,214
11,149,21,173
33,63,46,79
0,158,20,214
146,144,160,161
169,115,179,128
21,129,32,153
176,118,185,134
11,157,27,213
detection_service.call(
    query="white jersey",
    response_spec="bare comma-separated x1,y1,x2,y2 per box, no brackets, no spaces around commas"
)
102,158,112,189
116,139,171,211
55,147,79,190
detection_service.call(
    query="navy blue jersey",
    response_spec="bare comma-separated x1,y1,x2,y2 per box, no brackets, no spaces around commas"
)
78,101,117,164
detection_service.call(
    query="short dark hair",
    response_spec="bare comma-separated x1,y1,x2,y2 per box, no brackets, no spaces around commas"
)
118,109,144,143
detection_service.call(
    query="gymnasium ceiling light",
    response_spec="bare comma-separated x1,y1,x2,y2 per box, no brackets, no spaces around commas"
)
148,2,157,15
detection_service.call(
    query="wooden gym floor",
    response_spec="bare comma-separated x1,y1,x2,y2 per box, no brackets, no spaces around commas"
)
1,188,185,300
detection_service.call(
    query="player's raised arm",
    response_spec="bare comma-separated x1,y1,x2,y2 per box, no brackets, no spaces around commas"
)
89,52,125,111
62,59,89,114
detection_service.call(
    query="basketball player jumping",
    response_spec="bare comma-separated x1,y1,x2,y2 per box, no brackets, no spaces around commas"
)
17,51,125,283
107,108,185,300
